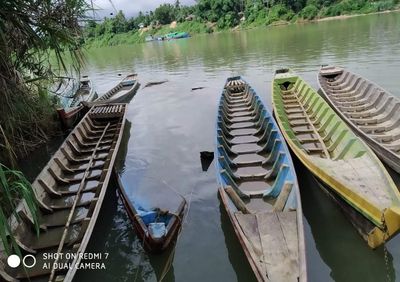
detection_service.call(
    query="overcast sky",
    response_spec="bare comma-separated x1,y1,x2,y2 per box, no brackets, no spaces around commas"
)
90,0,196,19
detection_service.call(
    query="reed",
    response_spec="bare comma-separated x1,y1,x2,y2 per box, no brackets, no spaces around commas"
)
0,163,39,255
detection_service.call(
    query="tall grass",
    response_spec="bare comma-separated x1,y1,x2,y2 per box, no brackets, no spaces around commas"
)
0,163,39,255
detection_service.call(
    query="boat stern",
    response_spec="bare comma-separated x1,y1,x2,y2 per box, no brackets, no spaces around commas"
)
273,68,298,87
368,207,400,248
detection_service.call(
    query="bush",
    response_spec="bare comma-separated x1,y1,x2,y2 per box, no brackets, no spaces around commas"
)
266,4,294,24
300,4,319,19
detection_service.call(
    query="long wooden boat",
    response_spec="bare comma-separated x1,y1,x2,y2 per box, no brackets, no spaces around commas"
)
318,66,400,174
0,104,127,281
58,74,139,129
94,74,139,104
216,76,307,281
272,69,400,248
115,169,186,253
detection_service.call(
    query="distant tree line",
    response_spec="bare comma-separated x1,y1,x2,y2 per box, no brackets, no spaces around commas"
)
85,0,398,38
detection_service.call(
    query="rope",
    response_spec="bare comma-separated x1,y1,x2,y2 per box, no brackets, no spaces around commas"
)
158,182,197,281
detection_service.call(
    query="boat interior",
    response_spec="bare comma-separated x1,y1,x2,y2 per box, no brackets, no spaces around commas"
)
318,67,400,154
216,77,302,281
0,105,125,281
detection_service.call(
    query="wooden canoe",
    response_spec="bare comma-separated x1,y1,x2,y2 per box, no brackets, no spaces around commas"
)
94,74,139,104
272,69,400,248
318,66,400,174
0,104,127,281
216,76,307,282
115,169,186,253
57,74,139,129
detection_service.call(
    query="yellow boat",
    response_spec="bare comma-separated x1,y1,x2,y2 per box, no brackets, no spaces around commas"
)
272,69,400,248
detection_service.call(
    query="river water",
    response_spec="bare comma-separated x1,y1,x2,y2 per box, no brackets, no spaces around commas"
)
22,12,400,282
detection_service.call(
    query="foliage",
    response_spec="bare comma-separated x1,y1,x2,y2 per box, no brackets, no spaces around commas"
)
0,0,88,165
154,4,176,25
0,163,39,255
300,4,319,19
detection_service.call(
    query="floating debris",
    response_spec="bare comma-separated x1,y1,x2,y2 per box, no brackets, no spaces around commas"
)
191,86,205,91
200,151,214,171
143,80,168,89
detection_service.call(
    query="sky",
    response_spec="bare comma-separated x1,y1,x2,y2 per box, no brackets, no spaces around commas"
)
90,0,196,19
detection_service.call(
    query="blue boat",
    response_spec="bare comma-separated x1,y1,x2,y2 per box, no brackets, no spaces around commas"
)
115,170,186,253
215,76,307,281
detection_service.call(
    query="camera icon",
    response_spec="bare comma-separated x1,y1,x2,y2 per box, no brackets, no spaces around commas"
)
7,254,36,268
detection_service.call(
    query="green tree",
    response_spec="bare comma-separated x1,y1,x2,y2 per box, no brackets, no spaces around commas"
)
154,4,176,24
112,10,128,33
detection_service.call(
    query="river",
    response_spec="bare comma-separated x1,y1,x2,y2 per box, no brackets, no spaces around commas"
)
22,11,400,282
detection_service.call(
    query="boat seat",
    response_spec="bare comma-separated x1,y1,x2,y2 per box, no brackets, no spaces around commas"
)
220,169,248,198
233,153,266,165
230,127,258,136
304,147,325,154
237,180,271,197
231,142,263,154
67,140,110,155
14,218,90,251
72,133,113,148
371,134,393,143
61,147,107,164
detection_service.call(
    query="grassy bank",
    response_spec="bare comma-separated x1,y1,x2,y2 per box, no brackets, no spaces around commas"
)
85,1,400,49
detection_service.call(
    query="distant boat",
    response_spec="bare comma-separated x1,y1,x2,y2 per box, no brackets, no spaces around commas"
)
57,74,139,129
216,76,307,281
272,68,400,248
116,171,186,253
145,35,154,42
165,32,190,40
318,65,400,174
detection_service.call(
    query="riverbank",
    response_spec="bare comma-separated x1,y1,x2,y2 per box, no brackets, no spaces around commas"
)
84,5,400,49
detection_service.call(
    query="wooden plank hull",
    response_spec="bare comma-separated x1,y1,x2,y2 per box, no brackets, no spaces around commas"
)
216,76,307,281
318,66,400,173
0,104,127,281
272,69,400,248
115,170,186,253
